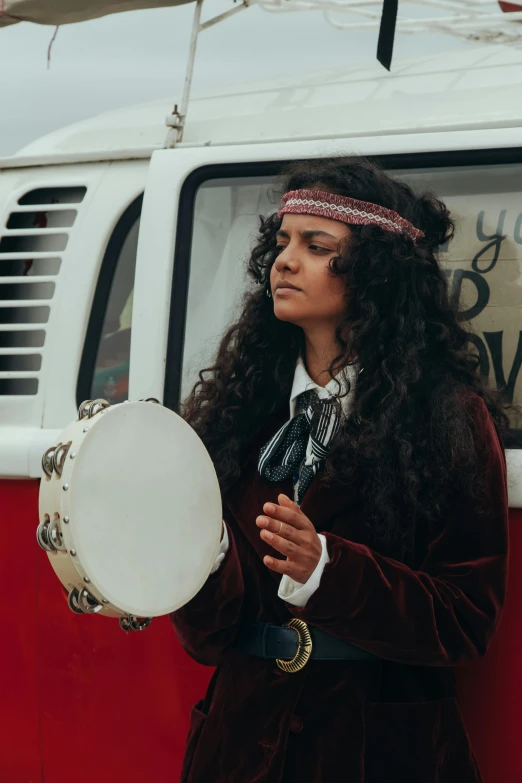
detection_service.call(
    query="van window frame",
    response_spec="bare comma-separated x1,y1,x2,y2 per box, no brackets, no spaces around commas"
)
165,149,522,448
76,194,143,408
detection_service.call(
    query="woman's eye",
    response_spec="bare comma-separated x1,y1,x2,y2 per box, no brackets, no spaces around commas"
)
274,244,330,254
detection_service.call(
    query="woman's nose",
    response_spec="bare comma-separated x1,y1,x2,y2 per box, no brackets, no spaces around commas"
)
275,245,299,270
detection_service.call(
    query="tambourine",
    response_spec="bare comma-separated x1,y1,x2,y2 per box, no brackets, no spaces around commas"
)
37,398,222,631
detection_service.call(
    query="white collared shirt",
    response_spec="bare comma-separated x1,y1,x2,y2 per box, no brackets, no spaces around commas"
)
211,355,359,607
290,353,360,421
290,354,360,505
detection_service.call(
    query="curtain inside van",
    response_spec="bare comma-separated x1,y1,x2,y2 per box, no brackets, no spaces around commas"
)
0,0,193,27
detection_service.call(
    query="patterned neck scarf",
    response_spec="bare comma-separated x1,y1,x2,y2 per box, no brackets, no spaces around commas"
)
258,389,342,505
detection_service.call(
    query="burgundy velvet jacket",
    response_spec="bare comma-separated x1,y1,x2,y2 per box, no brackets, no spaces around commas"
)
170,392,509,783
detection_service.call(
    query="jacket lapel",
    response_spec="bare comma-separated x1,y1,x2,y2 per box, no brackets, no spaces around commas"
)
225,404,352,543
299,467,353,533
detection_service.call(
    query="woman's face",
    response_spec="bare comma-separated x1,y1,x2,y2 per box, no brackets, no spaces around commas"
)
269,212,351,330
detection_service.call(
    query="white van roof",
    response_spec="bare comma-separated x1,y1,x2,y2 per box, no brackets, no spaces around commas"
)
5,43,522,166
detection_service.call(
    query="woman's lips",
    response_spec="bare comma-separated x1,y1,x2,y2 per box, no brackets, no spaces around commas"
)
275,286,302,295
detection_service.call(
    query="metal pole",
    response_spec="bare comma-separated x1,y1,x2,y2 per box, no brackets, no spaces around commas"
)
164,1,252,148
164,0,204,148
200,1,252,32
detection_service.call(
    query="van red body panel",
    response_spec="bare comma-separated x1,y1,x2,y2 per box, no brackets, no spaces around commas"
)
1,478,520,781
1,479,213,783
456,506,522,783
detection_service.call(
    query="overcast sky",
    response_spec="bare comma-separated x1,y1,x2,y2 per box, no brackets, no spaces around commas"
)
0,0,488,157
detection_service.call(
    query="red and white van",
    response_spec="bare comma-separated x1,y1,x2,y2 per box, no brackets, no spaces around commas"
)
1,8,522,780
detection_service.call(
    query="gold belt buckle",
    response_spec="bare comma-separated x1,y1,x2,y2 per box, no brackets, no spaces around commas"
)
276,619,313,673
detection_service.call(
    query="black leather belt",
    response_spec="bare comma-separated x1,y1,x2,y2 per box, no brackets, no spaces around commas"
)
235,619,379,673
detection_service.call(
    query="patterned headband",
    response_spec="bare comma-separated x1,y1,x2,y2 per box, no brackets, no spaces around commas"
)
278,188,424,242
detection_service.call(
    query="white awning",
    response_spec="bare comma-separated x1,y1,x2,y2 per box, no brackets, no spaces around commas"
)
0,0,193,27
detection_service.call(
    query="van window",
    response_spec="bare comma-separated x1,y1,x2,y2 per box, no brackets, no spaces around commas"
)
181,166,522,440
181,176,275,402
400,164,522,439
79,198,141,406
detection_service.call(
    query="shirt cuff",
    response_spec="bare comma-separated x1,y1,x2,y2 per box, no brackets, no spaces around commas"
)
209,521,230,575
278,533,330,608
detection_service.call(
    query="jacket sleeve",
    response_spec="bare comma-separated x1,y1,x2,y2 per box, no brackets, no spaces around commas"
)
169,507,245,666
278,533,330,607
286,395,509,667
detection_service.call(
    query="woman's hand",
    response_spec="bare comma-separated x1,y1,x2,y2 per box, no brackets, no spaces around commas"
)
256,493,322,583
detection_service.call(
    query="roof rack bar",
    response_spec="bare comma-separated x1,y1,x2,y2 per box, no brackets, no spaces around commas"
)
200,1,252,31
164,0,204,148
163,0,522,148
164,0,252,148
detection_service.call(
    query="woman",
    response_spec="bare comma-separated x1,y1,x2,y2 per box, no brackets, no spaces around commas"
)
171,157,512,783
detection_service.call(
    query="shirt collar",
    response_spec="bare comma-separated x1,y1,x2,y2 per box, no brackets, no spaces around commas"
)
289,353,360,420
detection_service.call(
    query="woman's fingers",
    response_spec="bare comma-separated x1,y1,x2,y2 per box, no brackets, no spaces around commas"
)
263,554,301,579
259,527,298,556
258,495,310,530
278,493,300,510
257,495,322,582
256,514,297,541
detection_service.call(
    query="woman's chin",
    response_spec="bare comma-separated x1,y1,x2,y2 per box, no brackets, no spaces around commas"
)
273,304,303,324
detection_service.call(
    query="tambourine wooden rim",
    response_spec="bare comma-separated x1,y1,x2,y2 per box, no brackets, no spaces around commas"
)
38,399,222,622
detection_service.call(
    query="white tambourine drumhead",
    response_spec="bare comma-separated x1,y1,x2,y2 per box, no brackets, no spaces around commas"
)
38,401,223,619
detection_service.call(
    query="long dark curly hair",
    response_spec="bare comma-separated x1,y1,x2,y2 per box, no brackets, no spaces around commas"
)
181,157,517,550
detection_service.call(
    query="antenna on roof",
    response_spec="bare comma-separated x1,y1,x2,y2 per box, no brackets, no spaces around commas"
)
164,0,522,147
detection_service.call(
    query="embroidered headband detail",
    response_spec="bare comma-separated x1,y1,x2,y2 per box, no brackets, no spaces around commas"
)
278,189,424,242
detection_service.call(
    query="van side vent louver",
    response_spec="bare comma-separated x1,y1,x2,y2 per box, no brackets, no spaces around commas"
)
0,186,87,396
